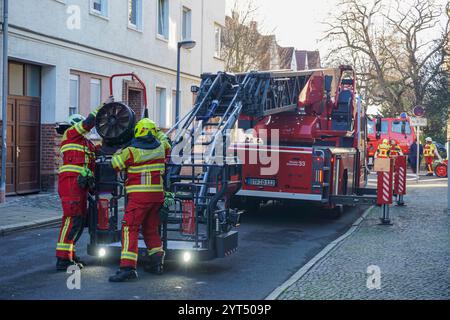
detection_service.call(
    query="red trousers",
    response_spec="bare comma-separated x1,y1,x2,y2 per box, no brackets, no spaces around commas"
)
120,193,163,268
56,173,88,260
425,156,434,173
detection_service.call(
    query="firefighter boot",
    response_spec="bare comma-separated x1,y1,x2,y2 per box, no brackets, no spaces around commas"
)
144,251,165,275
73,255,86,269
109,268,139,283
56,258,82,272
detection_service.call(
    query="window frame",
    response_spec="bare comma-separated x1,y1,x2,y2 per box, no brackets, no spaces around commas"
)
157,0,169,40
214,23,223,59
181,6,192,41
156,86,168,129
90,78,102,110
90,0,109,18
69,74,80,116
128,0,143,31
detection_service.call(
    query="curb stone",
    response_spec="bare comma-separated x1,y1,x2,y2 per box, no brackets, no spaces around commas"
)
0,217,61,237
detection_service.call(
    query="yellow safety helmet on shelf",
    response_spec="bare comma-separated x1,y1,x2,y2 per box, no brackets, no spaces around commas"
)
134,118,157,138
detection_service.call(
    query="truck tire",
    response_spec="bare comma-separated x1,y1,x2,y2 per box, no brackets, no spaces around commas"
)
231,196,260,213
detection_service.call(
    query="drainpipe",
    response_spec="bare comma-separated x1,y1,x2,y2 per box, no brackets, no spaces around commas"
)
0,0,8,203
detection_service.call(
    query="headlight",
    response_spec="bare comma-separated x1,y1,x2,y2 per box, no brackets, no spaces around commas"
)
98,248,107,258
182,252,192,263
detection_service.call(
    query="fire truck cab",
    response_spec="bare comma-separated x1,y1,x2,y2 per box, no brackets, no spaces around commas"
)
367,117,415,167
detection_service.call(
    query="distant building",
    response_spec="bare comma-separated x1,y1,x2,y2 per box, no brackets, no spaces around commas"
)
0,0,225,194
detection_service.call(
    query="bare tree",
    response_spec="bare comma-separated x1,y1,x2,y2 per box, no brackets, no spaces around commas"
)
322,0,448,116
222,0,274,73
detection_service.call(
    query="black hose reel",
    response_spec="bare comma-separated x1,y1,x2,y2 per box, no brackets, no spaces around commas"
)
96,102,136,148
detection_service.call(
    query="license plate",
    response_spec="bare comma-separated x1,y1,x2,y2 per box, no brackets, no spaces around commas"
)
246,178,277,187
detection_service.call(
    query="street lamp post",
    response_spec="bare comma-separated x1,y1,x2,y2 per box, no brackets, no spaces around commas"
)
176,40,196,126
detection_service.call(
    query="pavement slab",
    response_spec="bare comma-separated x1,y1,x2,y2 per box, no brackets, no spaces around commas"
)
0,193,61,236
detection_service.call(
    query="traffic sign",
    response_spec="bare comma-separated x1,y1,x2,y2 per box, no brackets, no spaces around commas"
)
410,117,428,127
413,106,425,117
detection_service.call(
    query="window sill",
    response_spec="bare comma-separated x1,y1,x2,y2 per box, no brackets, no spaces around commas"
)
89,10,110,21
128,24,143,33
156,34,169,43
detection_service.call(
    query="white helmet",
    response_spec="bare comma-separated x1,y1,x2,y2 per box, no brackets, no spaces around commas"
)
68,114,86,126
426,137,432,143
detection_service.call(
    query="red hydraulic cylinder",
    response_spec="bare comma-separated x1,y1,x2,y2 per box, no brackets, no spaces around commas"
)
97,199,110,230
394,156,407,196
377,159,394,205
182,200,196,235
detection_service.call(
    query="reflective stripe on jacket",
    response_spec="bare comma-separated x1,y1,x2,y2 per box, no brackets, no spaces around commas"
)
389,145,402,157
111,145,166,194
377,143,391,158
59,115,98,175
424,144,436,157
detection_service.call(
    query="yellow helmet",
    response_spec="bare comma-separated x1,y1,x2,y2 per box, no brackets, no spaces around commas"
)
382,139,389,145
134,118,157,138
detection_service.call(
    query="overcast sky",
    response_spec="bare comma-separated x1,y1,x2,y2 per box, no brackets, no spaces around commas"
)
226,0,449,56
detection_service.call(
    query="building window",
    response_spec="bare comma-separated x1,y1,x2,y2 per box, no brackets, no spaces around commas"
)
69,74,80,116
182,7,192,41
156,87,167,129
128,0,142,30
157,0,169,39
90,79,101,110
214,23,223,58
26,65,41,98
90,0,108,17
9,63,24,96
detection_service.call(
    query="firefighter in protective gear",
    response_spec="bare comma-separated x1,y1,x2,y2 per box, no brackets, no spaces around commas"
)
389,139,403,158
424,137,442,176
146,118,171,156
376,139,391,159
109,119,169,282
55,97,113,272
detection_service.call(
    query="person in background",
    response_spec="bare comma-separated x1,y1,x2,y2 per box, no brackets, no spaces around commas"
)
389,139,403,158
408,138,423,174
376,139,391,159
424,137,443,176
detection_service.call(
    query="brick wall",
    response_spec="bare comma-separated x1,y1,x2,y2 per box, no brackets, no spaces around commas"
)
41,124,61,191
122,80,144,120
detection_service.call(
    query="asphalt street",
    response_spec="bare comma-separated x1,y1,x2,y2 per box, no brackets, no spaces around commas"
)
0,203,366,300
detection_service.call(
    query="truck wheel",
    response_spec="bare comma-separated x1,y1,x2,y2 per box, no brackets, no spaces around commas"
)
326,205,344,219
231,196,260,213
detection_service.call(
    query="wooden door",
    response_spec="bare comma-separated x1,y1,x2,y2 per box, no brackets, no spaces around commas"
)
15,97,41,194
3,96,41,195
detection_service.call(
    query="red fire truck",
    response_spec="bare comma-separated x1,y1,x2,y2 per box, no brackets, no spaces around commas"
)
227,66,372,215
367,117,416,167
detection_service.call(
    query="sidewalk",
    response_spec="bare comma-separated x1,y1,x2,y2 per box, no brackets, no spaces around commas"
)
0,193,61,236
276,178,450,300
